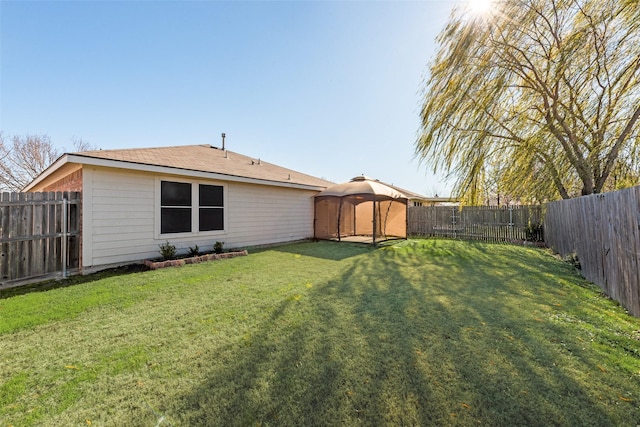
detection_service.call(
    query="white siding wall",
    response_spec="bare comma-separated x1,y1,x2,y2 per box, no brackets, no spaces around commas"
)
83,168,156,267
83,167,317,267
224,181,316,248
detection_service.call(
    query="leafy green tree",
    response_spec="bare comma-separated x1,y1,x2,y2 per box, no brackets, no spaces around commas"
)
416,0,640,203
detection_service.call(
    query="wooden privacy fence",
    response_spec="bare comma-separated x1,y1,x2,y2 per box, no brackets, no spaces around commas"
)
0,192,81,287
408,205,545,243
545,186,640,317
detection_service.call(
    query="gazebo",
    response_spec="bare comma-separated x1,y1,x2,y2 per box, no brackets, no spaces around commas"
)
314,176,408,244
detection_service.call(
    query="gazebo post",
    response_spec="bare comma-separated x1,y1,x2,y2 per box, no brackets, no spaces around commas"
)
337,197,343,241
372,196,377,244
404,199,408,240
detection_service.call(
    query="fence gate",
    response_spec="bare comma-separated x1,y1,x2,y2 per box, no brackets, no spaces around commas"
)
0,192,81,287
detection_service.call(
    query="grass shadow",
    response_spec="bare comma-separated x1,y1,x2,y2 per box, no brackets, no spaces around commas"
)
169,239,636,425
271,239,374,261
0,264,149,299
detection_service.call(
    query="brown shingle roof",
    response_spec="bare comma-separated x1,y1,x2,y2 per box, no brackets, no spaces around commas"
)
73,144,333,188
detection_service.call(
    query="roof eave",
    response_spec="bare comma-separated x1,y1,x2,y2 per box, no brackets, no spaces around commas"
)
23,153,71,191
43,154,328,191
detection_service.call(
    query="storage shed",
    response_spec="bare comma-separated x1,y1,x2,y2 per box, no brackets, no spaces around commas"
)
314,176,408,244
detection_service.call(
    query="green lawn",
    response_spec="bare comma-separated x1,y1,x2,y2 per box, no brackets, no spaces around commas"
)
1,239,639,426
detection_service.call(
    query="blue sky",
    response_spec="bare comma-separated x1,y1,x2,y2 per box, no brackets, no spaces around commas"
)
1,0,457,195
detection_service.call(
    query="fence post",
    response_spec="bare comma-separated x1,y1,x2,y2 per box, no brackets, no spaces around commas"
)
452,207,457,238
509,205,514,240
62,196,68,279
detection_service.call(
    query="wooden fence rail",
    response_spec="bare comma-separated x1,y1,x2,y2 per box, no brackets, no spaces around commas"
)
544,186,640,317
0,192,81,287
408,205,544,243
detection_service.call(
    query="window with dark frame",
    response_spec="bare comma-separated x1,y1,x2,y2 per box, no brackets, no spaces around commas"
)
199,184,224,231
161,181,192,234
160,180,224,234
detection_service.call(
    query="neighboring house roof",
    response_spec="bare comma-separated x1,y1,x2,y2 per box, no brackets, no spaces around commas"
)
422,196,459,204
384,183,428,200
25,144,334,191
362,177,459,204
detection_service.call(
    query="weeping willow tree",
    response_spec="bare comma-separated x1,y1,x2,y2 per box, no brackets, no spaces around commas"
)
417,0,640,204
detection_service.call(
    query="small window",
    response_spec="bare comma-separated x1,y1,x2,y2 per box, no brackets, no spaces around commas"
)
199,184,224,231
200,184,223,207
161,181,192,234
161,181,191,206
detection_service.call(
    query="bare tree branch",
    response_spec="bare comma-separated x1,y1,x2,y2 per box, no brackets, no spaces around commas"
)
0,135,60,192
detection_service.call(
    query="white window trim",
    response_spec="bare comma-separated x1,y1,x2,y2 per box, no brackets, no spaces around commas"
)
155,177,228,239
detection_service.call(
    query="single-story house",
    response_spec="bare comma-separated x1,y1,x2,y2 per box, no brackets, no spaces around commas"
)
24,144,333,271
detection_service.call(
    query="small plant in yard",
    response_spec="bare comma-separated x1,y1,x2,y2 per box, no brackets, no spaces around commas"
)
525,222,544,242
214,241,224,254
564,251,581,270
159,241,177,260
188,245,200,257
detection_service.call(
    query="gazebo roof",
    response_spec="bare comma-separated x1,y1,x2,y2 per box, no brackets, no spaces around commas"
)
315,176,408,199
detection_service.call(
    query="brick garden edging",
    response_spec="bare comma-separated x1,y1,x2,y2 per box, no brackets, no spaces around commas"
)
143,250,248,270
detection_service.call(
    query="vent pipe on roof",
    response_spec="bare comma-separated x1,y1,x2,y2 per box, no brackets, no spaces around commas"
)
221,132,226,151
